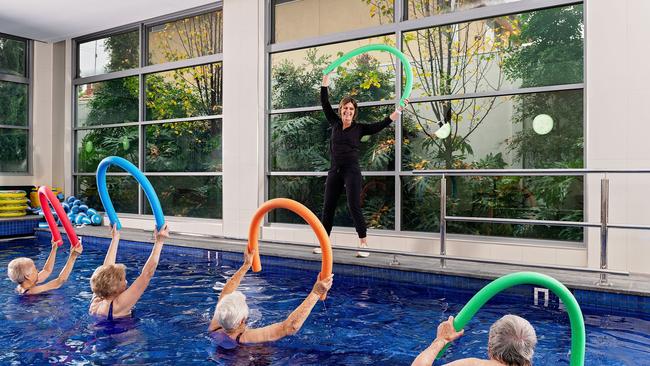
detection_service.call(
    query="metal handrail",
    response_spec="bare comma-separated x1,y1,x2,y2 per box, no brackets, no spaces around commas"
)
411,168,650,285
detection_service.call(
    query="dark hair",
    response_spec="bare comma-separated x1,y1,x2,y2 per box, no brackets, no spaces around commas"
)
339,96,359,121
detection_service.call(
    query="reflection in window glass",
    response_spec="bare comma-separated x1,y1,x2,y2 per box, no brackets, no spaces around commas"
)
273,0,393,43
0,81,28,126
78,31,139,77
148,11,223,65
401,176,440,232
408,0,520,20
271,35,396,109
403,5,583,98
269,176,395,229
76,77,139,127
402,90,583,171
146,120,222,172
76,176,138,214
0,37,26,76
76,127,138,173
0,128,28,172
271,106,395,172
146,63,223,120
144,176,222,219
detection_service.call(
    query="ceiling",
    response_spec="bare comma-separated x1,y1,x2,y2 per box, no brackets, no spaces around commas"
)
0,0,218,42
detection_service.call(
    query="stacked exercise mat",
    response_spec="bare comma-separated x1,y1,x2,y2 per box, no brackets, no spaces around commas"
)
0,191,29,218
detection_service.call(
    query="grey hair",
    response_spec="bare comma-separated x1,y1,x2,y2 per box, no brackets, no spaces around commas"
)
488,315,537,366
7,257,34,284
215,291,249,331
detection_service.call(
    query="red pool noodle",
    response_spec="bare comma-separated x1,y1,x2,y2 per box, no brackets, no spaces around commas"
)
38,186,80,247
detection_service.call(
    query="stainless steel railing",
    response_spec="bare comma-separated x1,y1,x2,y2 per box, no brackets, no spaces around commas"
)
413,168,650,285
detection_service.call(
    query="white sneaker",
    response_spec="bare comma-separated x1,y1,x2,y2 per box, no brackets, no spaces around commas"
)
356,242,370,258
312,247,322,254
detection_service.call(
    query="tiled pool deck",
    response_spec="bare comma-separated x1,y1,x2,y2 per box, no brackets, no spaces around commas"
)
18,223,650,316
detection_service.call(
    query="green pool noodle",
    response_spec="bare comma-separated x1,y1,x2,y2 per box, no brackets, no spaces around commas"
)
437,272,585,366
323,44,413,107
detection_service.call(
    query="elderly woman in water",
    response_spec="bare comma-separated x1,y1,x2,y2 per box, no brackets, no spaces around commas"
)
412,314,537,366
208,248,333,349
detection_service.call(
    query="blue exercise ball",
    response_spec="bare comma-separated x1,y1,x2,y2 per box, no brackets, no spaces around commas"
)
79,204,89,213
73,199,82,207
62,203,70,213
67,196,76,204
71,206,79,214
87,208,98,216
75,215,85,225
81,217,92,225
90,214,102,225
77,212,87,218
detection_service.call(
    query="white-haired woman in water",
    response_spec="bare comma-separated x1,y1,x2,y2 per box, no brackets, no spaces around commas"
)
208,248,333,349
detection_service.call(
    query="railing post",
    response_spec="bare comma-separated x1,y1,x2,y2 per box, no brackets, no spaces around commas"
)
440,174,447,268
599,178,610,286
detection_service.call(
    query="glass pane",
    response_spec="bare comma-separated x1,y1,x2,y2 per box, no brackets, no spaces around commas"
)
271,106,395,172
78,31,139,77
408,0,520,20
446,176,583,241
145,63,223,120
0,128,28,172
146,120,222,172
401,90,583,170
0,81,28,126
273,0,394,43
403,5,583,98
76,176,138,214
76,127,138,173
144,176,222,219
401,176,440,232
148,11,223,64
0,37,26,76
271,35,396,109
268,176,395,230
76,77,139,127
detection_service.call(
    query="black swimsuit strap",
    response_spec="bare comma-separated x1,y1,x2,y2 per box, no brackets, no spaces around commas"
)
107,300,114,321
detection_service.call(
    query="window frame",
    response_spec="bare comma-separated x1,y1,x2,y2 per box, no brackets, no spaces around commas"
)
71,3,224,220
265,0,586,242
0,32,32,175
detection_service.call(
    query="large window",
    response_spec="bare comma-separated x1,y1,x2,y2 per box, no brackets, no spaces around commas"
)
268,1,584,241
0,35,30,173
74,9,223,219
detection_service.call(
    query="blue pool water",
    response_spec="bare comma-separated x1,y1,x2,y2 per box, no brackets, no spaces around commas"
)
1,238,649,365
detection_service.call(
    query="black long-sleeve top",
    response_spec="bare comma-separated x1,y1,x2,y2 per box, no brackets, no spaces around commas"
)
321,87,393,166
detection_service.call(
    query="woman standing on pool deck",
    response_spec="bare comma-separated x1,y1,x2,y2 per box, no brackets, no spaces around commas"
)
208,248,333,348
320,73,408,257
89,224,169,319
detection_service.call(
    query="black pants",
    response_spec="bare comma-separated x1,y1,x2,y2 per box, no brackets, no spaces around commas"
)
321,164,366,239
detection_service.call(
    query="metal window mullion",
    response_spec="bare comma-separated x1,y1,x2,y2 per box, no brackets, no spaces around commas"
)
405,83,584,104
73,172,222,176
142,114,223,125
73,122,141,131
138,72,145,215
270,100,398,115
0,74,29,84
0,125,29,130
395,24,403,232
26,39,33,175
72,54,224,85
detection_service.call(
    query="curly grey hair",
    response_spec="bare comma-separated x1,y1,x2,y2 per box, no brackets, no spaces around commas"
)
488,315,537,366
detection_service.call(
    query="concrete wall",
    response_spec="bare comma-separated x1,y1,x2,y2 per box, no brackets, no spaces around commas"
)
585,0,650,273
